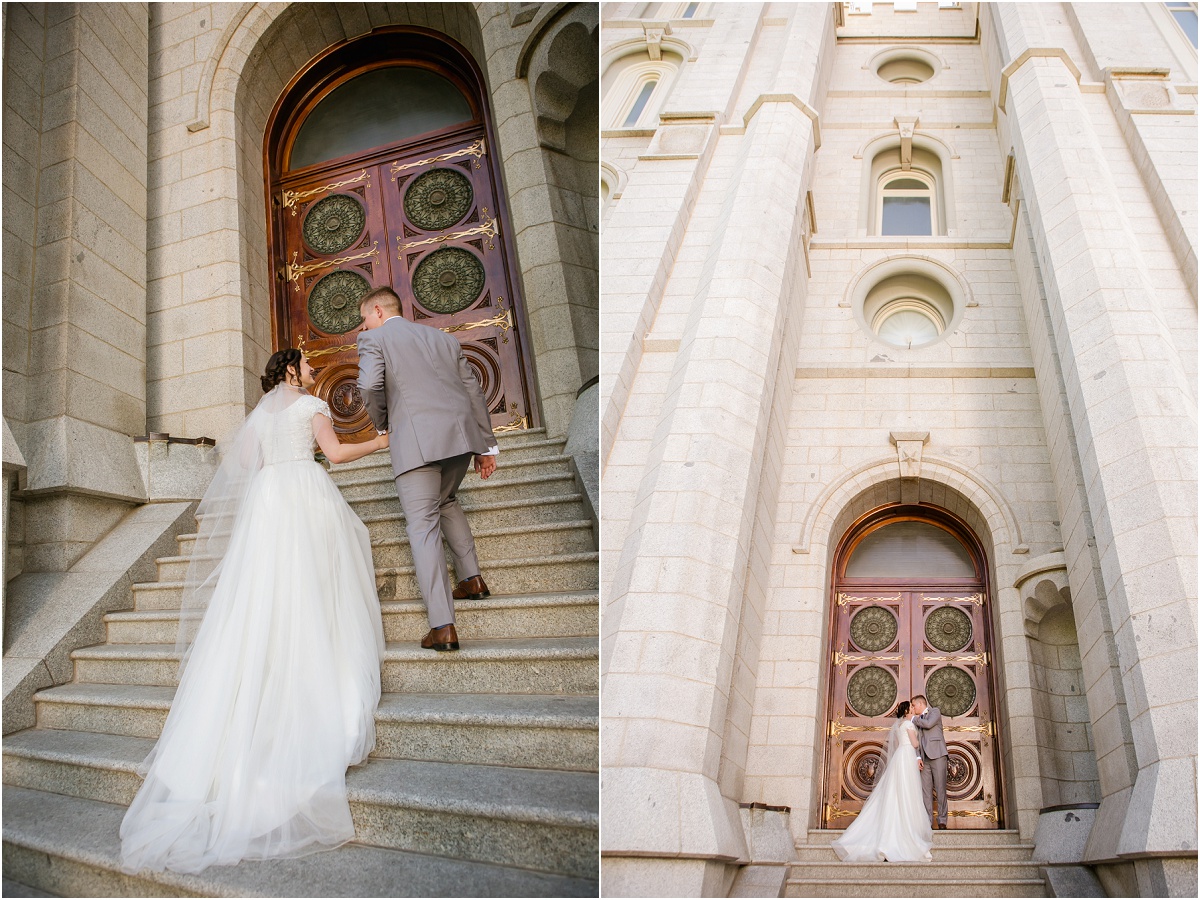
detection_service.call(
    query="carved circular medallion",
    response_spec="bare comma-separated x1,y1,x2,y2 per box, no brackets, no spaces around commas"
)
925,606,973,653
945,744,983,800
404,167,473,231
842,742,887,801
925,666,976,718
412,247,485,314
302,194,366,255
308,270,369,334
850,606,898,653
846,666,897,718
330,380,364,419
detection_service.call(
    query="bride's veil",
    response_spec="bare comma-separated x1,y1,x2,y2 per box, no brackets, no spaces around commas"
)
174,385,308,675
881,717,907,776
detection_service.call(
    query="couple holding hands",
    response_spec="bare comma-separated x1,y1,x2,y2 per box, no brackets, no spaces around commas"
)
119,287,497,873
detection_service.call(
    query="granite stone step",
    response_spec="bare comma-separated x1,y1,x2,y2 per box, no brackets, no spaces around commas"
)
329,428,554,474
374,551,599,602
793,841,1038,863
358,492,591,538
784,876,1047,898
133,551,599,609
329,436,567,478
2,786,597,897
71,637,599,694
788,860,1043,881
3,731,597,878
346,470,581,517
32,684,598,770
107,591,598,644
168,519,595,578
334,455,575,502
804,828,1027,847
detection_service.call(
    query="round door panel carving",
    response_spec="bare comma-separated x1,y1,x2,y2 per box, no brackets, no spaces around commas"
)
314,363,370,436
404,167,474,231
925,665,977,718
846,666,897,718
308,270,369,335
925,606,973,652
842,742,887,800
412,247,485,315
461,342,503,410
945,744,983,800
302,193,366,255
850,605,898,653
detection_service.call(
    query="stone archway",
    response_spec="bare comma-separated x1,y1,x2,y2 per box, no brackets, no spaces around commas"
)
740,460,1048,844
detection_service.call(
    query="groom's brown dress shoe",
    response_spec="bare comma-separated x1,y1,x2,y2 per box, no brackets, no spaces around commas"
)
452,575,489,600
421,624,460,651
937,822,947,830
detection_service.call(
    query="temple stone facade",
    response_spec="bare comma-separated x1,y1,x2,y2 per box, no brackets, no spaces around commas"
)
600,2,1196,897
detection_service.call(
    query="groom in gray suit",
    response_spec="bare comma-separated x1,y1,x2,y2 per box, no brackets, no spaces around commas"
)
355,287,498,652
912,694,949,829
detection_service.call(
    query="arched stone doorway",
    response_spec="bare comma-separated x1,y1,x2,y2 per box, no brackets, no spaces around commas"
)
263,27,538,440
821,504,1006,829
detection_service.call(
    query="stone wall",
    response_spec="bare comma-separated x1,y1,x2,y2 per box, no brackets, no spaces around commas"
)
3,3,150,574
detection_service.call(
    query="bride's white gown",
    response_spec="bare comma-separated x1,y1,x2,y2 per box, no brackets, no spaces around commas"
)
119,389,385,874
830,718,934,862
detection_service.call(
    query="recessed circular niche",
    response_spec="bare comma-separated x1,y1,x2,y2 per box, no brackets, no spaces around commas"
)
871,47,941,85
847,257,968,351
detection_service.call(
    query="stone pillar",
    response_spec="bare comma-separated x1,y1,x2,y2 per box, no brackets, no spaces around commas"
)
598,7,765,465
9,3,151,572
602,8,829,894
484,2,599,439
996,6,1197,890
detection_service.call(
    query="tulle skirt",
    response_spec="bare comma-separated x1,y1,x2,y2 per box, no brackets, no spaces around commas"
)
830,746,934,862
119,460,385,874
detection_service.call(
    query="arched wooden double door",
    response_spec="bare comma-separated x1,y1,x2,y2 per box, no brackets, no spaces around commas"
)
265,29,537,441
822,506,1004,829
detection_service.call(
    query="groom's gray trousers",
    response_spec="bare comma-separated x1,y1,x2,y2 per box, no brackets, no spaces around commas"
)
395,452,479,629
921,753,949,825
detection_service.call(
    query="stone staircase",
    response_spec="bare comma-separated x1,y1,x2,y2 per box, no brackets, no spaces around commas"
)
785,829,1047,897
2,428,599,897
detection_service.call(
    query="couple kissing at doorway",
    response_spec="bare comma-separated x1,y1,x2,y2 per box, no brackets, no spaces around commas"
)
831,694,949,863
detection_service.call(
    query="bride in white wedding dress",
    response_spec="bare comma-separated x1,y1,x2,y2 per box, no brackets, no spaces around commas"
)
830,700,934,863
120,349,388,874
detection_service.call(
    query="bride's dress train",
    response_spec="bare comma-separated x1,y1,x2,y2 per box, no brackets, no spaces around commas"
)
830,718,933,863
119,389,385,874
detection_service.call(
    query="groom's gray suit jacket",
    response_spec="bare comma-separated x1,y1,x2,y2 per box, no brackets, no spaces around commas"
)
913,706,948,759
356,316,495,474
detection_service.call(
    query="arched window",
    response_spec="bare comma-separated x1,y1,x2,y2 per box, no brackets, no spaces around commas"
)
288,66,474,172
602,51,681,130
878,170,936,236
867,145,945,236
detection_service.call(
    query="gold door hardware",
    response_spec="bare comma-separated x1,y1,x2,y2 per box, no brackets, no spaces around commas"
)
287,242,379,290
397,218,498,255
390,139,486,179
283,169,371,213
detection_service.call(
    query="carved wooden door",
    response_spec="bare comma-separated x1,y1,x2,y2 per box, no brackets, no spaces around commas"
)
823,517,1003,830
274,128,536,440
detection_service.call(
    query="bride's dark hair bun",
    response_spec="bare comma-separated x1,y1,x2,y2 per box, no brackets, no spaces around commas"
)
894,700,911,718
261,348,303,392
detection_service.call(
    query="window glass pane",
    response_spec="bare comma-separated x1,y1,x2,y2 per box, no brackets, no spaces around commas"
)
1170,6,1199,46
623,79,657,127
881,196,932,235
683,2,700,17
846,522,975,578
884,178,927,190
877,308,939,347
290,68,473,171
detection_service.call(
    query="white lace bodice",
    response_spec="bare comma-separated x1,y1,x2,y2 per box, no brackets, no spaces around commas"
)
255,393,331,465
